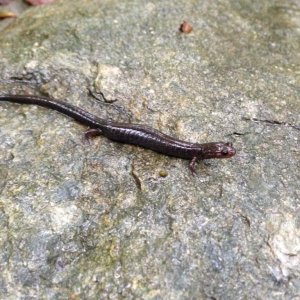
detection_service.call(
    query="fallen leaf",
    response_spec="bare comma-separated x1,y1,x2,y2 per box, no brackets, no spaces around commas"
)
0,9,16,19
179,21,193,33
0,0,13,5
24,0,55,5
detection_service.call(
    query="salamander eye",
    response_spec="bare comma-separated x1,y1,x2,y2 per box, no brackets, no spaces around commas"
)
221,148,228,155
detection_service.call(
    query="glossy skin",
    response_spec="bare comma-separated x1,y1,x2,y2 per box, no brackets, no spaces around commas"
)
0,95,236,173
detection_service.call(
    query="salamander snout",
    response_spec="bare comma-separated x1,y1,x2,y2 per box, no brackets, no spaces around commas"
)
219,142,236,158
200,142,236,159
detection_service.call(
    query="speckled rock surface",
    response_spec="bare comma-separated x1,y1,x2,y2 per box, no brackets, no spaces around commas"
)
0,0,299,299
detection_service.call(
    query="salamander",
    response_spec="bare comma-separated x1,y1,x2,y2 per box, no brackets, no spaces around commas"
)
0,95,236,174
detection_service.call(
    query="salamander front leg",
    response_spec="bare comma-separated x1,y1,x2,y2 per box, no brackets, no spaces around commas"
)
189,156,198,176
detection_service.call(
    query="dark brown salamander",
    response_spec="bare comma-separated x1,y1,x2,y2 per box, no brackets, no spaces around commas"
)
0,95,236,174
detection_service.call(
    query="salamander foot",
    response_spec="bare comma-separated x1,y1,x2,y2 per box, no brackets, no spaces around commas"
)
83,128,102,144
189,157,198,176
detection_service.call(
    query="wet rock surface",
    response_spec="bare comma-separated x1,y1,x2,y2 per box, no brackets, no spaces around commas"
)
0,0,299,299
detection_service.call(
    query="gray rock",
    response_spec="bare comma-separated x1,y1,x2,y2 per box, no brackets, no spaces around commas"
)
0,0,299,299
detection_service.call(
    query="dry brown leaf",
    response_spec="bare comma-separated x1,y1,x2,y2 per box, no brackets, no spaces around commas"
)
0,9,16,19
24,0,55,5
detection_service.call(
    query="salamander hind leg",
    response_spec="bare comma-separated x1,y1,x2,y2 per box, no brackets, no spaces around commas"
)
188,156,198,176
83,128,102,144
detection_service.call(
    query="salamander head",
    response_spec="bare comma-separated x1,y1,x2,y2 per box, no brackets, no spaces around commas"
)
200,142,236,159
